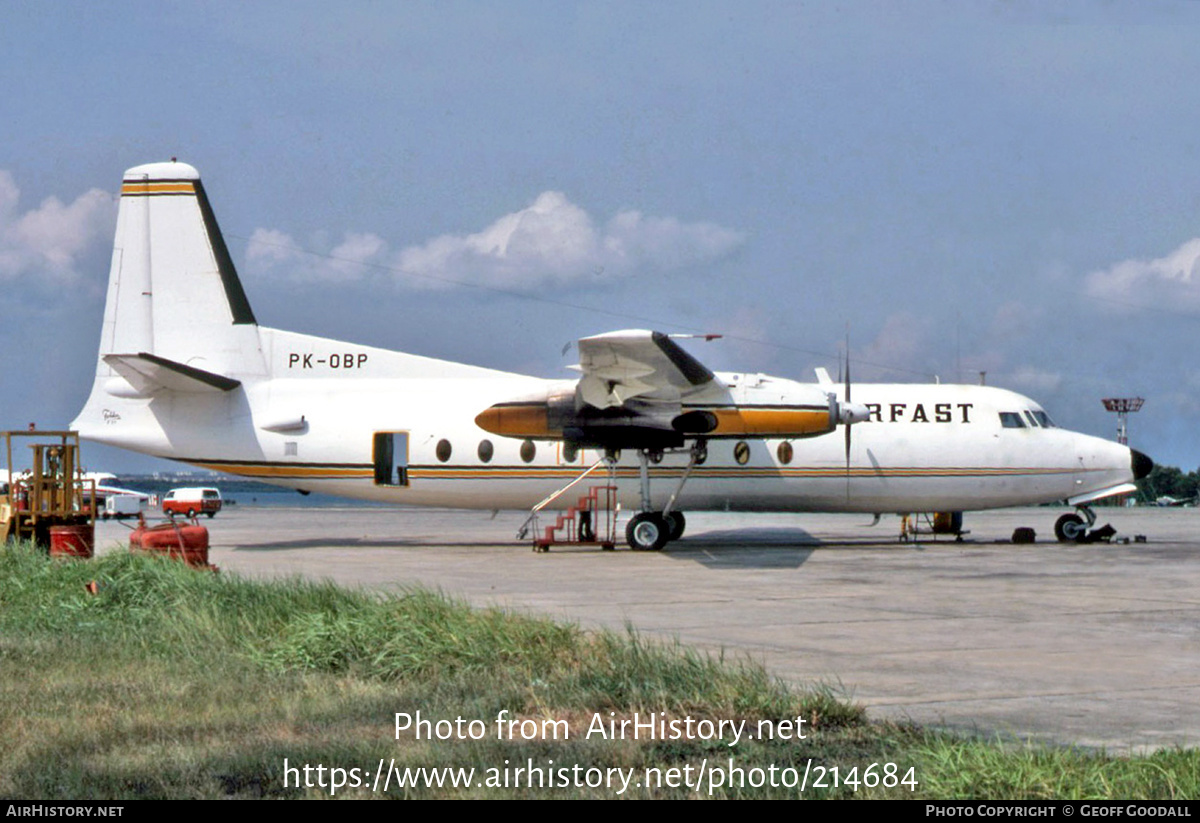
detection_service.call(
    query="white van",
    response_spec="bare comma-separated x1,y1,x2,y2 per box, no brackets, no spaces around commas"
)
162,487,222,518
104,493,148,519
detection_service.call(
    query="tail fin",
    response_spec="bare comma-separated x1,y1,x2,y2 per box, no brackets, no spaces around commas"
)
96,161,263,382
73,161,268,450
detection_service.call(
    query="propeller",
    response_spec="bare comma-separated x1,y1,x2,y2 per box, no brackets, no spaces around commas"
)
844,337,852,498
838,332,871,499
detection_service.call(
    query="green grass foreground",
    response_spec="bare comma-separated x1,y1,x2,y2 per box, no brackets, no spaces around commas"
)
0,543,1195,799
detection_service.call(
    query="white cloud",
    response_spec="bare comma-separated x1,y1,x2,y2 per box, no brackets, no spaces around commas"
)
245,227,390,283
1084,237,1200,311
243,191,745,290
398,191,600,289
0,170,116,286
603,210,746,272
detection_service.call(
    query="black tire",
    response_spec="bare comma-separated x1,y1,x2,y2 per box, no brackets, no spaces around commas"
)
664,511,686,542
206,511,215,519
1054,513,1086,542
626,512,669,551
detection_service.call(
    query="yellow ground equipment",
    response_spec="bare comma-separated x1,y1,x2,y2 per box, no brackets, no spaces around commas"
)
1,430,95,551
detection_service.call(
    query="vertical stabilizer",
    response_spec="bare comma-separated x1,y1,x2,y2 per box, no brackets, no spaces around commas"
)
73,161,267,452
98,161,263,378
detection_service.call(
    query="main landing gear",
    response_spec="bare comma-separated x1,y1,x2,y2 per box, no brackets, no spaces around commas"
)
623,441,704,551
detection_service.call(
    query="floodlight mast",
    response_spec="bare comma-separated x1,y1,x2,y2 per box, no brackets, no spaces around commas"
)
1101,397,1144,446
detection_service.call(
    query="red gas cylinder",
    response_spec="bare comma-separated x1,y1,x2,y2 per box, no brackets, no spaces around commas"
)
49,524,95,559
130,520,211,568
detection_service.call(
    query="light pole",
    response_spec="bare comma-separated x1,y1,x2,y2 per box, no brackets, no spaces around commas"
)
1101,397,1144,446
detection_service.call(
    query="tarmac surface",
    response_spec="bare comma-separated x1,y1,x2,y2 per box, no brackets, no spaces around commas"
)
96,504,1200,752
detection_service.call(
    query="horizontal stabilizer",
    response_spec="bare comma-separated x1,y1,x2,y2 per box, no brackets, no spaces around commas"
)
103,352,241,397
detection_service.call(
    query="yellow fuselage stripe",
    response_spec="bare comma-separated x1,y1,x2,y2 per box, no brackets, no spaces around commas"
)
121,182,196,195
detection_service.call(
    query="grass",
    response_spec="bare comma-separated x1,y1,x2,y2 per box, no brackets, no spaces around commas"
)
1,541,1196,799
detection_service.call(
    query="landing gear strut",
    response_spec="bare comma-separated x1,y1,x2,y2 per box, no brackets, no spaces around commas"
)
625,441,703,550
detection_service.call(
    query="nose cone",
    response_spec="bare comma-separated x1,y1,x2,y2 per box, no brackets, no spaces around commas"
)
839,401,872,425
1131,449,1154,480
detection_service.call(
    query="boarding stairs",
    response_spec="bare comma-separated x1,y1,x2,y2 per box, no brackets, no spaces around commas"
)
518,459,618,552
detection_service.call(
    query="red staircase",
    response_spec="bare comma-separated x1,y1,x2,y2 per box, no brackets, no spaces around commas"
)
534,485,617,551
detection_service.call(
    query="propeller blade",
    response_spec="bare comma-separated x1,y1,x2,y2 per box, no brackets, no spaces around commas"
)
844,333,851,499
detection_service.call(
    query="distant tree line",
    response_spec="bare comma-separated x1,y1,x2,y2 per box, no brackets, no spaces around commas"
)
1135,464,1200,504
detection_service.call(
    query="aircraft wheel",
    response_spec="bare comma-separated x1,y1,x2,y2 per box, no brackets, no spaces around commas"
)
665,511,686,541
626,512,669,551
1054,513,1086,542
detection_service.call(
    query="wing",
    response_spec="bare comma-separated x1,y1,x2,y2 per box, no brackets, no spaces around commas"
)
476,329,841,448
574,329,716,409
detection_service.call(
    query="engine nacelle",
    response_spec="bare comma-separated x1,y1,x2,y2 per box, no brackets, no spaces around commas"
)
475,382,851,449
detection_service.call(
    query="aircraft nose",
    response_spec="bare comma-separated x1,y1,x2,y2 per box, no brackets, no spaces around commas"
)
1131,449,1154,480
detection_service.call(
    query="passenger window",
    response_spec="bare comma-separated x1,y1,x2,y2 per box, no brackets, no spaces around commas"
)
477,439,494,463
777,441,793,465
436,439,452,462
734,441,751,465
998,412,1025,429
520,440,536,463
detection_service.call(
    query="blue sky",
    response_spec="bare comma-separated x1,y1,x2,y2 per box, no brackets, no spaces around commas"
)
3,1,1200,473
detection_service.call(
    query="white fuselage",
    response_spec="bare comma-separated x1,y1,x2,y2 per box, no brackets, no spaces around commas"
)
75,326,1134,515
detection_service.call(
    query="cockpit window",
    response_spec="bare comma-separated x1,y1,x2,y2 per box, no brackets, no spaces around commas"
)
1032,410,1055,428
999,412,1026,429
1024,411,1039,428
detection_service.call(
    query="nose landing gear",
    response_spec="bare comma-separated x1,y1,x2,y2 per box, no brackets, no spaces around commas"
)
1055,505,1104,542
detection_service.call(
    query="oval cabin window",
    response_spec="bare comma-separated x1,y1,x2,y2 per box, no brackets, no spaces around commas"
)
520,439,536,463
477,439,494,463
734,441,751,465
436,439,452,462
777,441,793,465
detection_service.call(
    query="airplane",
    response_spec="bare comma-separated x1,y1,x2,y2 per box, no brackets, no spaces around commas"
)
0,468,116,495
71,161,1153,550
